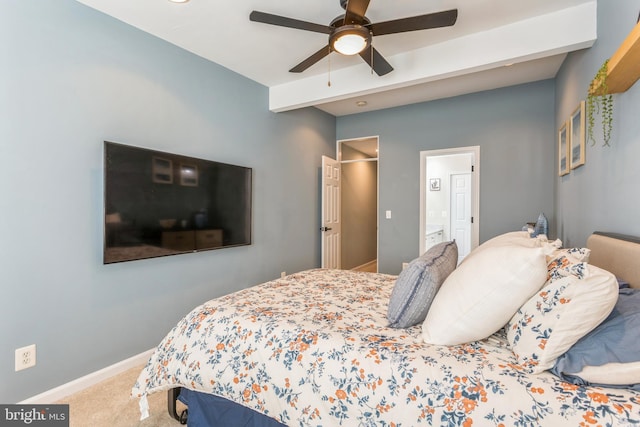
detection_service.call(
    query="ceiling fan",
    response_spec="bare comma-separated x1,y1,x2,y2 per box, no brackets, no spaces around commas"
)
249,0,458,76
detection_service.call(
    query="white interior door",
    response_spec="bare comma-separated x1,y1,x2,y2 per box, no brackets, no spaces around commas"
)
450,173,472,262
321,156,341,269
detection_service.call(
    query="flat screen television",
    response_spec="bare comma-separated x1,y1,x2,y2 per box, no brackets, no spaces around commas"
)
103,141,252,264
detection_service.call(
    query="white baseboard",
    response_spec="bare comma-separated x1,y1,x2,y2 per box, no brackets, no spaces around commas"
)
19,349,154,404
351,259,377,272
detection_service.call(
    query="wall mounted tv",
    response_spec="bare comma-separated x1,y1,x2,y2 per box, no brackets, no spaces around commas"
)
104,141,252,264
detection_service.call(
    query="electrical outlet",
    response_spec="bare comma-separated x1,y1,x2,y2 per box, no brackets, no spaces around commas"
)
402,262,409,270
281,271,286,278
15,344,36,371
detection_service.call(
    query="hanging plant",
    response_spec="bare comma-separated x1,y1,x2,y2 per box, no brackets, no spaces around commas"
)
587,60,614,146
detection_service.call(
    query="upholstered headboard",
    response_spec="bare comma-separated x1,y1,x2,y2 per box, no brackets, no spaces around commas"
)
587,232,640,289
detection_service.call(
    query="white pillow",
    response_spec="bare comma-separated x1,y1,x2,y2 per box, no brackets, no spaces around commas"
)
422,244,547,346
506,264,618,374
462,231,553,265
481,231,542,247
572,361,640,385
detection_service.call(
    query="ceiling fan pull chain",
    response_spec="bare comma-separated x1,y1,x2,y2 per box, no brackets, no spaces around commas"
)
328,46,332,87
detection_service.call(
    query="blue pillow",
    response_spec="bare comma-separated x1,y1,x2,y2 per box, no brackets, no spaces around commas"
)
530,213,548,237
550,288,640,390
387,241,458,328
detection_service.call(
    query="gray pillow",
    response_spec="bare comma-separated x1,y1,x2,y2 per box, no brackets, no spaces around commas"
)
387,240,458,328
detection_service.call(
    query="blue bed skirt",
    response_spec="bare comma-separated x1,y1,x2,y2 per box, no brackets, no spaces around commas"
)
178,388,287,427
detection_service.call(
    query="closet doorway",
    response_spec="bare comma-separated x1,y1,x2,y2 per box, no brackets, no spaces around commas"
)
339,136,379,272
419,146,479,263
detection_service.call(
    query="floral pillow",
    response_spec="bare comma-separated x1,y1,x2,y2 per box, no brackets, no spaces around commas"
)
507,262,618,374
545,247,591,282
547,246,590,263
562,247,591,262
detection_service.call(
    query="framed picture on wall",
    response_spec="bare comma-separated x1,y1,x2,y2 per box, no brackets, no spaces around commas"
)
152,156,173,184
558,120,570,176
180,163,198,186
570,100,586,169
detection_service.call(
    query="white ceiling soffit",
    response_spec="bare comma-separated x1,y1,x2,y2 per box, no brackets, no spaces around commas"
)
74,0,597,116
272,2,596,114
318,54,568,116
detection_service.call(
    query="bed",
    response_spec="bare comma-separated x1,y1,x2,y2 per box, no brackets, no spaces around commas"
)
132,232,640,426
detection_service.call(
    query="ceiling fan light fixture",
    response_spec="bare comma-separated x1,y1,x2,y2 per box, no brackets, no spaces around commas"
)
333,34,366,55
330,25,370,55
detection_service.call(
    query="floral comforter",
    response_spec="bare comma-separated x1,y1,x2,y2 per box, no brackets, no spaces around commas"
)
132,269,640,426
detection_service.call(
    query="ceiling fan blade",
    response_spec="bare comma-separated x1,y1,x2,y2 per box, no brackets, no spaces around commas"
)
250,11,332,34
359,46,393,76
289,45,331,73
344,0,371,24
367,9,458,36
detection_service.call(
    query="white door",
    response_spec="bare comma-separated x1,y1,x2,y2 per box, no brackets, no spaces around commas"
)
321,156,341,269
450,173,472,262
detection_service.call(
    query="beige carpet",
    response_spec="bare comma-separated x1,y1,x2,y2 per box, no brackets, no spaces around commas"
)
55,364,184,427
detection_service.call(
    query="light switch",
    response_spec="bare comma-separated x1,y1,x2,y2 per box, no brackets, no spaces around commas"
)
385,210,392,219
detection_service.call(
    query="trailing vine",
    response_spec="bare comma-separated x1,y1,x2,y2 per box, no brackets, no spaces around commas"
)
601,81,614,146
587,60,614,146
586,85,597,145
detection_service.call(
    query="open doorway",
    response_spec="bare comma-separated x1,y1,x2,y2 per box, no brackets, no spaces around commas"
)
420,146,479,263
339,136,378,272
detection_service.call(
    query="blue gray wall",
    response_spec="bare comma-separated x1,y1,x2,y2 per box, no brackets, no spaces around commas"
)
555,0,640,247
337,80,556,274
0,1,335,402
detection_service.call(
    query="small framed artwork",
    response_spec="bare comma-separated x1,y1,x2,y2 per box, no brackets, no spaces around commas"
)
429,178,441,191
152,156,173,184
558,120,570,176
570,100,586,169
180,163,198,186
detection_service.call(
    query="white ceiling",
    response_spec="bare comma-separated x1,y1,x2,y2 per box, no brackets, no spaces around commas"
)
75,0,597,116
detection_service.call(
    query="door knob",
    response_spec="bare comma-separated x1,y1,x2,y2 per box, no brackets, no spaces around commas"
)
320,227,333,232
